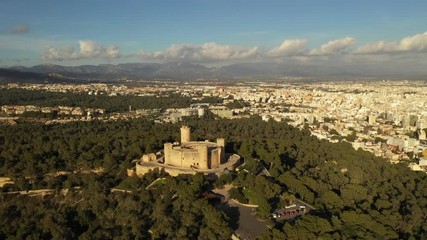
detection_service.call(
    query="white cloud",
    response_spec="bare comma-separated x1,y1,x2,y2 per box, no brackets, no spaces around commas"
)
267,37,355,58
354,31,427,54
352,41,396,54
268,39,307,57
306,37,355,56
105,46,120,59
79,40,102,58
37,31,427,67
400,32,427,51
138,42,259,62
42,45,76,61
42,40,120,61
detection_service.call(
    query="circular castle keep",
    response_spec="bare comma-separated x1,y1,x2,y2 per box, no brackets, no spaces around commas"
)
135,126,241,176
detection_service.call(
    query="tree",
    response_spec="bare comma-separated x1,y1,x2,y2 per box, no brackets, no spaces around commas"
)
320,190,345,212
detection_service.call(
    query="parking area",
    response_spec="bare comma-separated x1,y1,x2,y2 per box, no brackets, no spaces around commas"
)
271,202,310,220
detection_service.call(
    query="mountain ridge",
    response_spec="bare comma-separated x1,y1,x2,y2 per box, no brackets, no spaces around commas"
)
4,61,427,81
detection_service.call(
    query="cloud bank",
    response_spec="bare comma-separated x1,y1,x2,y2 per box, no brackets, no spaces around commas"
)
39,31,427,67
42,40,120,61
307,37,355,56
268,39,307,57
138,42,259,62
354,31,427,54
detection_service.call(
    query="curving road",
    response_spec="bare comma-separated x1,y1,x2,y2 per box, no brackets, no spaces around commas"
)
213,184,268,240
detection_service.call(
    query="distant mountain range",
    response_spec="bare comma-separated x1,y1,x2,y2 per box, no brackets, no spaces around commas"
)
0,68,51,83
1,61,426,82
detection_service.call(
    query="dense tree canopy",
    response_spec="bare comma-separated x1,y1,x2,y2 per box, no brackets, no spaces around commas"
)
0,172,231,239
0,115,426,239
185,116,427,239
0,88,218,113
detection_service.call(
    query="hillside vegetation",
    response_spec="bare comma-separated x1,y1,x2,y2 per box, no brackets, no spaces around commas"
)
0,116,426,239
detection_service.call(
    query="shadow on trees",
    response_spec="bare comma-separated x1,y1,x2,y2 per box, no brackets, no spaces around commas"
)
215,202,240,231
280,154,297,169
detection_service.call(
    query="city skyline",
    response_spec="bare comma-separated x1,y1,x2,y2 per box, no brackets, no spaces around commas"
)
1,0,427,76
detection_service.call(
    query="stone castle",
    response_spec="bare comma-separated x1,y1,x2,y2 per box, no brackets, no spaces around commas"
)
134,126,240,176
164,126,226,169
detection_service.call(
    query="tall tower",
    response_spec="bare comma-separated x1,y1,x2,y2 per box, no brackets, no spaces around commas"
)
217,138,226,163
164,143,173,165
198,144,209,169
181,126,191,143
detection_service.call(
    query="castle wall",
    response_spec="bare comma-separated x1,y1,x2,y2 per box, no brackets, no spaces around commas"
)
136,162,150,176
163,127,227,170
216,138,226,163
164,143,174,165
167,148,183,167
210,148,220,168
216,138,225,147
182,150,199,168
142,153,156,163
197,144,209,169
135,153,241,177
164,143,227,169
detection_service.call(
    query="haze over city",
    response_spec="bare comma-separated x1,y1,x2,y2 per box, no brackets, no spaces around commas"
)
1,0,427,77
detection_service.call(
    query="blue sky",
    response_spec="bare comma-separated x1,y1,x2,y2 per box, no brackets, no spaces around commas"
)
1,0,427,70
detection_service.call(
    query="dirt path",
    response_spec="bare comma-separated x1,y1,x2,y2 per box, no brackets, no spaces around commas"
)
0,177,13,187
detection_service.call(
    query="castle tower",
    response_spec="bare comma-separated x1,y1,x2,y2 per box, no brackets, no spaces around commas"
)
181,126,191,143
198,144,209,169
217,138,226,163
164,143,173,165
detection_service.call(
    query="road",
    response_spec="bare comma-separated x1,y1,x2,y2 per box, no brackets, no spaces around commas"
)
213,185,268,240
0,188,76,196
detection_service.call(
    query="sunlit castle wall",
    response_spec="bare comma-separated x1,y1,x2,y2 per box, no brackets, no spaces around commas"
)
163,126,226,170
164,142,209,169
